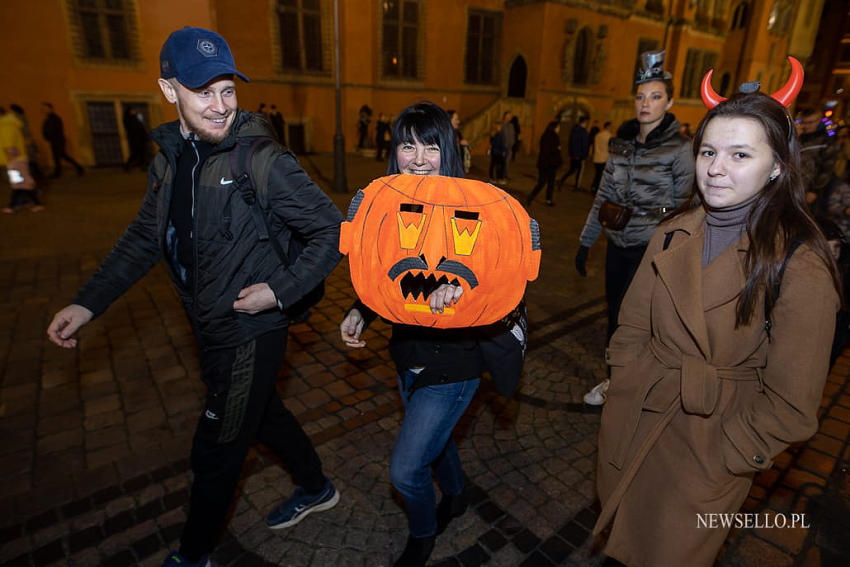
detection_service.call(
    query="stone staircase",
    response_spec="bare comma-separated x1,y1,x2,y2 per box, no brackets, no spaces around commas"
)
460,97,535,155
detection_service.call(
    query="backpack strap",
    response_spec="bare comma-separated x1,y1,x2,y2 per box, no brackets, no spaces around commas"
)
229,137,293,267
764,239,803,341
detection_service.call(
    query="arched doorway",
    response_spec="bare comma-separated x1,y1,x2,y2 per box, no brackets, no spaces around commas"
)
507,55,527,98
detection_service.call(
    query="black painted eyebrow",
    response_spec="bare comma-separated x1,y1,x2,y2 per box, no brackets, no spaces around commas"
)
454,210,479,220
400,203,424,213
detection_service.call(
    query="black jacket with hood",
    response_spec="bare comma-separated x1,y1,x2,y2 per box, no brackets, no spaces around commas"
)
74,110,343,349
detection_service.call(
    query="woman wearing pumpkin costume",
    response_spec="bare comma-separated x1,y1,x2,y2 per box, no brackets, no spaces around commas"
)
578,50,694,406
340,101,487,567
593,60,841,566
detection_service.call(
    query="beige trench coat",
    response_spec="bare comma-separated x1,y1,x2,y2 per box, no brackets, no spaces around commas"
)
594,208,838,567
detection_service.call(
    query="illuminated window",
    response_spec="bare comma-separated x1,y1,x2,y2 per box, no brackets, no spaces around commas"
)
465,10,502,84
730,1,749,30
70,0,137,62
681,49,717,99
277,0,324,72
382,0,420,79
573,27,593,85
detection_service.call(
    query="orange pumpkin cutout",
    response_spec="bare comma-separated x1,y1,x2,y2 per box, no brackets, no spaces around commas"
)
339,174,541,328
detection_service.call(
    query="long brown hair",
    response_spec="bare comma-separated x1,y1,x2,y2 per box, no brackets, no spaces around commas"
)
687,92,840,326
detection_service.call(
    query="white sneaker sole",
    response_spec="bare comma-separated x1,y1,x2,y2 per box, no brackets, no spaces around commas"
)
267,489,340,530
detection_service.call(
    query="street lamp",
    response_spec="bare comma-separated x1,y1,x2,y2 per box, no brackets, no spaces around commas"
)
333,0,347,193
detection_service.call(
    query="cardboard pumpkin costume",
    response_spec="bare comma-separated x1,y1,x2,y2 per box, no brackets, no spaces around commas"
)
339,174,541,328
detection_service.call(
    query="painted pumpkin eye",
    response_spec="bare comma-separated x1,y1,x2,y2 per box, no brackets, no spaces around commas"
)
451,210,481,256
397,203,426,249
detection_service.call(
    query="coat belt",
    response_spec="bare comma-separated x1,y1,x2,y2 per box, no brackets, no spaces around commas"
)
649,339,759,415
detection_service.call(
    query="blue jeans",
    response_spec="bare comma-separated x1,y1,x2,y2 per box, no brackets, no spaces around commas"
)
389,370,480,537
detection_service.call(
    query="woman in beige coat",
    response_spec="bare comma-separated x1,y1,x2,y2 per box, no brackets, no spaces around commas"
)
593,82,842,565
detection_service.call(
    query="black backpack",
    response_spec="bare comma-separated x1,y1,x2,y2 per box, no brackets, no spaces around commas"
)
230,136,324,322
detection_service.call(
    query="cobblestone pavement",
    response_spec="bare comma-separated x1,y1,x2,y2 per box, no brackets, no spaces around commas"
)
0,152,848,566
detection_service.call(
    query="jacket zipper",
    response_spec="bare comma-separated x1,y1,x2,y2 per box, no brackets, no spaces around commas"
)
190,138,200,315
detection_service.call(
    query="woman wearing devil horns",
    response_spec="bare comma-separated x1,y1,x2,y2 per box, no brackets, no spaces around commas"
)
592,58,841,566
340,102,519,567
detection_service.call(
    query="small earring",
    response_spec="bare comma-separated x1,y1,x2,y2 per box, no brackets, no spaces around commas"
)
769,173,778,182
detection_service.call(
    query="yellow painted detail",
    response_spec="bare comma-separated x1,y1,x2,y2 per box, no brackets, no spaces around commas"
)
450,218,481,256
397,212,427,249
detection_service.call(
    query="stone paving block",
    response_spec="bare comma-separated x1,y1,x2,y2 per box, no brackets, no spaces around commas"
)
36,428,83,455
127,406,167,433
828,404,850,424
806,433,844,458
795,448,836,479
41,367,77,389
83,394,121,417
79,368,114,388
73,464,119,500
86,426,127,451
731,534,793,567
79,380,119,401
821,418,850,442
306,371,336,389
83,409,124,431
2,359,42,387
753,509,809,554
87,442,131,470
782,468,828,492
300,387,332,409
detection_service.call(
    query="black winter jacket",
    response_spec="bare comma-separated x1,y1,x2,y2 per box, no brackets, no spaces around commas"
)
537,129,563,169
74,111,343,349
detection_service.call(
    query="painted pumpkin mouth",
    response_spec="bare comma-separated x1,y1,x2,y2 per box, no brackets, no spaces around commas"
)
399,272,462,301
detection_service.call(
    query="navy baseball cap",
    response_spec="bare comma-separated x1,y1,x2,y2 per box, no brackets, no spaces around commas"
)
160,27,249,88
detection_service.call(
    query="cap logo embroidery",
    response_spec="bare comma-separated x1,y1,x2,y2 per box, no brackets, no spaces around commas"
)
197,39,217,57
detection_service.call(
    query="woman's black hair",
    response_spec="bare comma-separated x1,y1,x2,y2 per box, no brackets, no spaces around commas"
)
386,101,465,178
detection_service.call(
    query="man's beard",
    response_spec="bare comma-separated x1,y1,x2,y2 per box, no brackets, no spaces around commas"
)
176,101,232,144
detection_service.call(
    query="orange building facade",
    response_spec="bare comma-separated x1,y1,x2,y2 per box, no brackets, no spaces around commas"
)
0,0,820,167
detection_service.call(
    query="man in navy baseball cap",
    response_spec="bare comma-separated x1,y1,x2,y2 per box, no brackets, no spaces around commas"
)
48,25,344,567
157,27,249,144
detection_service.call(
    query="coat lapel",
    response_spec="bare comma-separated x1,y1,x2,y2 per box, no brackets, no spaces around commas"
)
652,211,711,358
702,238,747,311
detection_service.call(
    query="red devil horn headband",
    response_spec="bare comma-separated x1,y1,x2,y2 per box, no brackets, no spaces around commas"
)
700,56,804,109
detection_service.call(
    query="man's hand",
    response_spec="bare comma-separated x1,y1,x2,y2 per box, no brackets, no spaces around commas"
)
340,308,366,348
47,304,93,348
575,246,590,277
429,283,463,313
233,283,277,314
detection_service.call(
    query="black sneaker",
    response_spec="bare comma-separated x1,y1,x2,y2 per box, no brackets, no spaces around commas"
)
266,478,339,529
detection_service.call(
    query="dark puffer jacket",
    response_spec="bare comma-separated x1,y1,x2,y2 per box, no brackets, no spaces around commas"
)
579,113,694,249
74,111,342,349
